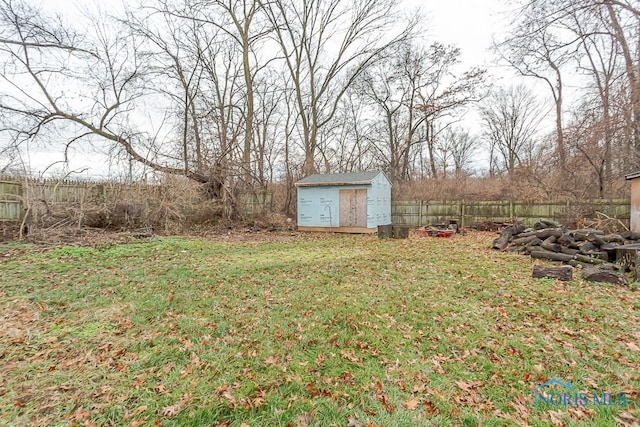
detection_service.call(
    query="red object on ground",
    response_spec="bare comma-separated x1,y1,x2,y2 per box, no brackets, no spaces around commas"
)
437,230,453,238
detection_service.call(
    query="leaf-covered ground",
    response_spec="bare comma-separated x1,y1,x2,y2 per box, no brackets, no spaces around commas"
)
0,232,638,426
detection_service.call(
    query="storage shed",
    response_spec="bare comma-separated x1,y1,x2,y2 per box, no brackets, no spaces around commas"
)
625,170,640,232
295,171,392,233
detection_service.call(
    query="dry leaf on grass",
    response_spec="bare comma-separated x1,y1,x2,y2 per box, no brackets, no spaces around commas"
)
123,405,147,420
161,403,181,417
403,397,420,410
346,418,365,427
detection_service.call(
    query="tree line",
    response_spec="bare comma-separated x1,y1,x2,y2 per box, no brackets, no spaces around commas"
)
0,0,638,212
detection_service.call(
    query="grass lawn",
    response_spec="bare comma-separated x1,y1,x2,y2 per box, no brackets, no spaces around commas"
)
0,231,638,426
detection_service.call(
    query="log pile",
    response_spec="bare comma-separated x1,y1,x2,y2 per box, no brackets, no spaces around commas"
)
492,220,634,285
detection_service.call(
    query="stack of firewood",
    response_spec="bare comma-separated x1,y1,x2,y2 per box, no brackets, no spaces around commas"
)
492,220,636,285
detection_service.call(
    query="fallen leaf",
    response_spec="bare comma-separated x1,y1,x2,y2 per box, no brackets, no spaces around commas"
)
625,341,640,352
264,355,279,365
179,365,192,379
615,412,638,427
123,405,147,420
403,397,420,410
295,410,316,427
341,371,355,384
341,349,361,363
423,400,438,415
161,403,181,418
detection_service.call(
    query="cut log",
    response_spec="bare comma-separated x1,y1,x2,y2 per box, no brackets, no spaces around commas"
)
541,236,563,253
377,224,393,239
530,251,574,262
392,226,409,239
516,230,538,238
540,219,562,228
578,242,597,253
587,233,606,246
573,232,590,241
581,265,627,285
600,234,625,244
573,229,605,241
557,233,577,248
505,225,518,234
575,228,605,235
582,251,609,261
515,224,528,234
615,244,640,279
525,245,543,254
532,265,573,281
574,254,606,265
601,242,620,252
560,247,580,256
568,260,587,269
511,235,542,246
506,245,527,253
492,230,513,250
535,228,564,239
570,260,619,270
620,231,640,240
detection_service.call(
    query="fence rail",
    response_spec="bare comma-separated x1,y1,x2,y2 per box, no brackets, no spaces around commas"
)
0,176,273,222
0,176,631,227
391,199,630,228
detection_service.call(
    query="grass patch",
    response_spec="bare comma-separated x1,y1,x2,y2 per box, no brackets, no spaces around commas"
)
0,232,638,426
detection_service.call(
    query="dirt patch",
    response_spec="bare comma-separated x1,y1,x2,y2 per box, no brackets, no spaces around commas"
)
0,222,20,243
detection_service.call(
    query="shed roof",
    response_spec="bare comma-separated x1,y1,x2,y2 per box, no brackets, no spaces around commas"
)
295,171,389,187
625,171,640,180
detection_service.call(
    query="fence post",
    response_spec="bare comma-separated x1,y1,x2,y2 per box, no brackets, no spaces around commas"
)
460,200,465,229
418,200,423,227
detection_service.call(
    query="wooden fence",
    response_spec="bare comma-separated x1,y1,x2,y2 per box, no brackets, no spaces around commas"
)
0,176,273,222
391,199,631,228
0,179,25,222
1,176,630,227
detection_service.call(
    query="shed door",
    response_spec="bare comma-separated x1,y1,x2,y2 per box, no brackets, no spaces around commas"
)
339,189,367,228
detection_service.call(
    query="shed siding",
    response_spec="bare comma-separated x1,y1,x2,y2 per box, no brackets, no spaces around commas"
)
296,172,392,231
298,185,367,228
631,179,640,233
366,173,392,228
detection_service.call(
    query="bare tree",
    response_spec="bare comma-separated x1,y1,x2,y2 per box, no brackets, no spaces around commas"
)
0,0,218,183
496,2,576,171
357,41,486,181
438,126,478,177
260,0,415,176
480,85,546,176
505,0,640,171
161,0,269,185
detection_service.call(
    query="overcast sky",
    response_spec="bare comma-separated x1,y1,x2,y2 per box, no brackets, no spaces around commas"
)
16,0,519,177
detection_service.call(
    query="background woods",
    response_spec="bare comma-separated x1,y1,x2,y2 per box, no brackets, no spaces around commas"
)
0,0,639,219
